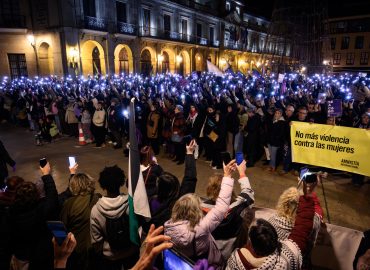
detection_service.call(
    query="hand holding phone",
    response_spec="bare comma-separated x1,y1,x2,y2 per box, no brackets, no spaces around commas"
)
47,221,68,246
68,156,76,168
235,152,244,165
40,158,47,168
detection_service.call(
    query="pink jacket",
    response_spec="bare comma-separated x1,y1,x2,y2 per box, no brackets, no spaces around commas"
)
164,176,234,269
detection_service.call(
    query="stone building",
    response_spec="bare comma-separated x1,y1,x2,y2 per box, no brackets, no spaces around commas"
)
0,0,284,78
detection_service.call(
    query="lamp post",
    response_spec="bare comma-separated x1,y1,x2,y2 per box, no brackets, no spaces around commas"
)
27,34,39,76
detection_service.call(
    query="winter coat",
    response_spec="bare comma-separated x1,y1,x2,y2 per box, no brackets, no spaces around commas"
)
164,176,235,270
65,104,79,124
9,175,59,269
201,177,255,260
90,195,138,260
92,109,106,127
268,117,286,147
0,140,15,181
61,193,100,270
146,111,160,139
186,112,204,139
171,112,186,139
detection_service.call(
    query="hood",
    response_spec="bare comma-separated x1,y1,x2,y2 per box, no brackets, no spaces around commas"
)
96,195,128,219
164,220,195,247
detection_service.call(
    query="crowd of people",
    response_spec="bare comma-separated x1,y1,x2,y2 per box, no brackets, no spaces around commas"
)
0,70,369,270
0,71,369,184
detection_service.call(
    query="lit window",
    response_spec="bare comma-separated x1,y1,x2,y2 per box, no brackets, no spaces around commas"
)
226,1,230,11
236,6,240,14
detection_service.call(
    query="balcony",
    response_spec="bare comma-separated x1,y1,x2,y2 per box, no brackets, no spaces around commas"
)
224,40,244,50
0,15,26,28
117,22,136,35
84,16,107,31
139,26,217,47
174,0,218,16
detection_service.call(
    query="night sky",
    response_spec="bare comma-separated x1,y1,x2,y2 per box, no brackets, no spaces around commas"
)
245,0,370,19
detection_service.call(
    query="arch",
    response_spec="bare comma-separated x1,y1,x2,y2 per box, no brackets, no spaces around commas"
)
81,40,106,76
161,51,170,73
140,46,156,76
195,52,204,71
160,48,175,73
38,42,54,76
177,50,190,76
207,52,215,64
114,44,133,74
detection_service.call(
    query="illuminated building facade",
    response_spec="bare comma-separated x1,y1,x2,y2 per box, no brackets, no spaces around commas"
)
324,15,370,72
0,0,285,78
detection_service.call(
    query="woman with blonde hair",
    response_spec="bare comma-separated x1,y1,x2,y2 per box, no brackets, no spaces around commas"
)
164,160,242,270
268,187,300,240
61,166,101,270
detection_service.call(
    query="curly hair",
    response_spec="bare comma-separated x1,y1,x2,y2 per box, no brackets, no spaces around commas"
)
206,174,236,203
275,187,300,223
69,173,95,196
14,182,39,210
98,165,125,194
171,194,203,229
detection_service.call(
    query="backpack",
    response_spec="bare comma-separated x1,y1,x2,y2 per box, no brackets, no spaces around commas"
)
105,201,132,250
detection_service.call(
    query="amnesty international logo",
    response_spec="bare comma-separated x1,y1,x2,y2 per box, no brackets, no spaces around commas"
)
340,159,360,169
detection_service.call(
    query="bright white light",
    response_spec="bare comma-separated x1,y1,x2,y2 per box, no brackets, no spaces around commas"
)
176,55,183,63
27,35,35,46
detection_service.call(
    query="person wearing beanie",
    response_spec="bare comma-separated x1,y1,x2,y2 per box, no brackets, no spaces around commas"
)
171,105,186,165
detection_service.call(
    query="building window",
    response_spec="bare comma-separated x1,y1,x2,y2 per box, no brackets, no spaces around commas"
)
226,1,230,11
163,14,171,33
83,0,96,17
197,23,202,38
8,53,28,79
181,19,187,40
333,53,341,65
346,53,354,65
142,8,150,35
341,36,350,50
360,52,369,65
355,36,364,49
236,6,240,14
209,26,214,43
330,37,336,50
116,1,127,22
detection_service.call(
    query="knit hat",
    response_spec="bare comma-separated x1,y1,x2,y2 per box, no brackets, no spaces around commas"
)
175,104,183,112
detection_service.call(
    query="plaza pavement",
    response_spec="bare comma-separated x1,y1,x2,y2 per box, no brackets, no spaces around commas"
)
1,123,369,231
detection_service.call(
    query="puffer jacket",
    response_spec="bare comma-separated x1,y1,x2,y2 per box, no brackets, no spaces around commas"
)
164,176,234,270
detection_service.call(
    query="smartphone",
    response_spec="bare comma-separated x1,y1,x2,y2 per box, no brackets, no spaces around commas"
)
235,152,244,165
183,135,193,146
300,167,309,180
47,221,68,246
221,152,232,165
68,156,76,167
39,158,47,168
300,167,317,183
163,248,194,270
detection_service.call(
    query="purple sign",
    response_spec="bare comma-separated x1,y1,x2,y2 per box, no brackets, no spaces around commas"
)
327,99,342,117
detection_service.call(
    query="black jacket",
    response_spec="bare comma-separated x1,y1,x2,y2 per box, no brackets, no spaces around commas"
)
268,119,286,147
0,140,15,181
9,174,59,270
